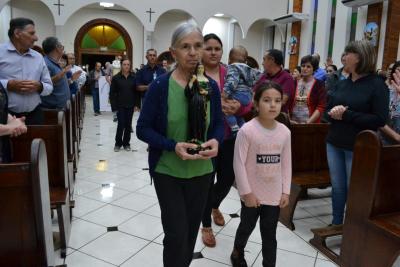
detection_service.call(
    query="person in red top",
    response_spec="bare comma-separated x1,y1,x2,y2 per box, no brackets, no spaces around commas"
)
290,55,326,123
254,49,295,114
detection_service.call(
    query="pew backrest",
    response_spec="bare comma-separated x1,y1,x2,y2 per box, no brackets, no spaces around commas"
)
0,139,54,266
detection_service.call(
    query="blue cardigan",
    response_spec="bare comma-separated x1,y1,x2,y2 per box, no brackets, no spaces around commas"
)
136,71,224,177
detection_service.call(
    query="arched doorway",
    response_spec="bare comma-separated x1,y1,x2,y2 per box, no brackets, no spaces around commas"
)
74,18,133,70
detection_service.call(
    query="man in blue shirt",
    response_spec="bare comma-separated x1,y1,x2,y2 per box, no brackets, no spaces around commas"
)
312,53,327,82
0,17,53,125
41,37,78,110
136,49,166,108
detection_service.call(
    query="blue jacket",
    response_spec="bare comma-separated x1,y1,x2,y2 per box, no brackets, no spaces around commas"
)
136,72,224,177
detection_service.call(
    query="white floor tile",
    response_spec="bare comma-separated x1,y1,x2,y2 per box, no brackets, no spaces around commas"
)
119,213,164,240
143,203,161,218
315,258,339,267
80,231,149,265
253,249,315,267
65,250,115,267
112,192,158,212
120,242,163,267
276,226,318,257
68,218,107,249
83,186,131,203
72,195,106,218
190,258,229,266
135,184,158,198
74,179,101,195
82,204,137,227
113,176,149,192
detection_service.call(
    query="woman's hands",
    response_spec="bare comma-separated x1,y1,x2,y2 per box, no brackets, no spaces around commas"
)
391,69,400,94
328,105,348,120
199,138,219,158
175,139,219,160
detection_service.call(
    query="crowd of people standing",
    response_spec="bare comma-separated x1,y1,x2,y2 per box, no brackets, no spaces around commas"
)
1,16,400,267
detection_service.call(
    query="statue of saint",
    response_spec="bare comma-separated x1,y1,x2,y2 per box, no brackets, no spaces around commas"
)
185,64,211,154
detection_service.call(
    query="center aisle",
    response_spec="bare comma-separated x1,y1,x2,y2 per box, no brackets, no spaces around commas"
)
58,97,337,267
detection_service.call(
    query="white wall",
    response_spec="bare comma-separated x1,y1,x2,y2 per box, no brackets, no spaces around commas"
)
234,20,264,66
4,0,55,46
203,17,231,64
61,7,144,68
0,3,11,43
152,11,192,58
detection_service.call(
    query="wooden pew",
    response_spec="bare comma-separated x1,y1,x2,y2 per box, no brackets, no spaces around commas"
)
279,123,330,230
43,107,75,198
310,131,400,267
0,139,56,267
11,111,71,258
71,94,80,166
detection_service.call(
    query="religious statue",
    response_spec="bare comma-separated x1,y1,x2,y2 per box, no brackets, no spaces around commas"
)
185,64,211,154
112,55,122,76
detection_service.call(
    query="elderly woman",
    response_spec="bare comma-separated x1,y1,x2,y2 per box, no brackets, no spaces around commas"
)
136,23,224,267
290,55,326,123
325,40,389,225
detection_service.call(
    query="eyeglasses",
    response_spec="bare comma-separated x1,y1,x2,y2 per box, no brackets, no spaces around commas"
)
57,44,64,50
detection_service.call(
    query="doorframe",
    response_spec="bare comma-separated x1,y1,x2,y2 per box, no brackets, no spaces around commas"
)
74,18,133,65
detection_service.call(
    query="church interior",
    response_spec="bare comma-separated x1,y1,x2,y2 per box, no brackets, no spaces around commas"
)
0,0,400,266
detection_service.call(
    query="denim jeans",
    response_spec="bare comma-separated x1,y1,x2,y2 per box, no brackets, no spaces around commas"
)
326,142,353,225
91,87,100,113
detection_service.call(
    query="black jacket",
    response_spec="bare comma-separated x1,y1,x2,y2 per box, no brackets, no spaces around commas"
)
109,72,137,110
325,74,389,150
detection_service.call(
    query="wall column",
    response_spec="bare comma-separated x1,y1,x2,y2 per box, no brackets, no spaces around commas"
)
314,0,332,64
332,1,352,67
288,0,303,71
298,0,314,58
382,0,400,69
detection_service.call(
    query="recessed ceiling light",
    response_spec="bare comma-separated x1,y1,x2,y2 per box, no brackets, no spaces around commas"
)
214,13,224,17
100,2,114,8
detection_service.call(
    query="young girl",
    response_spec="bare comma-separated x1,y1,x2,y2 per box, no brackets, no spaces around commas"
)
230,81,292,267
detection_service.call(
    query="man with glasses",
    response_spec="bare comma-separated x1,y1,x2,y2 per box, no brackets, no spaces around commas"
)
41,37,77,110
0,17,53,125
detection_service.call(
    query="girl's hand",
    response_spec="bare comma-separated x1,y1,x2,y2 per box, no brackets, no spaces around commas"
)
198,138,219,159
242,193,260,208
279,194,290,208
328,105,347,120
175,142,202,160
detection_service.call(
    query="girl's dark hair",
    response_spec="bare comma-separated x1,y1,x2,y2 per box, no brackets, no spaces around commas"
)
300,55,319,72
295,66,301,73
61,54,68,61
253,81,283,103
328,64,338,71
390,60,400,81
203,33,223,47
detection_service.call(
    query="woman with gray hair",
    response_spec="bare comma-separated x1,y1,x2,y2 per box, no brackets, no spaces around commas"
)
136,23,224,267
324,40,389,225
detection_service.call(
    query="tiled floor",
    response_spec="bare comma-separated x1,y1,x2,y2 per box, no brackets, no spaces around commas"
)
56,97,338,266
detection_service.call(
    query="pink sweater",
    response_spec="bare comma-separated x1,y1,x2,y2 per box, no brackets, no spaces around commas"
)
233,118,292,206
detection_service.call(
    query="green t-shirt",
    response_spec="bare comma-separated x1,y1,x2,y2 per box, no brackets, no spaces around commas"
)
155,77,213,178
